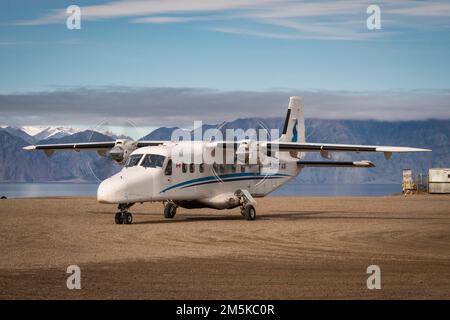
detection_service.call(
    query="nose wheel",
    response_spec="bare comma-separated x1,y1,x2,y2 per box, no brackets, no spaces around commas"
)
115,211,133,224
115,203,134,224
164,202,177,219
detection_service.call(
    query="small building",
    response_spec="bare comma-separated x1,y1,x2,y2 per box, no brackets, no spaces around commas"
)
428,168,450,194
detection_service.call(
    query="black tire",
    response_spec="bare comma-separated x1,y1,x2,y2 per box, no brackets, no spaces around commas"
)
115,212,123,224
123,212,133,224
244,204,256,220
164,203,177,219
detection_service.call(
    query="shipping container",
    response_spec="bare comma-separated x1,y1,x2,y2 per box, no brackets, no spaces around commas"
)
428,168,450,194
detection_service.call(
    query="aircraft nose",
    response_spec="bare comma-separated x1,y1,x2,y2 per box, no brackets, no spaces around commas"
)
97,179,119,203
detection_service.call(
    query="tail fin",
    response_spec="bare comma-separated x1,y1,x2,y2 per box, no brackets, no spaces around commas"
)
279,96,305,143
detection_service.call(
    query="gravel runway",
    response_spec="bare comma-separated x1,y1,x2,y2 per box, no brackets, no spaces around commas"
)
0,195,449,299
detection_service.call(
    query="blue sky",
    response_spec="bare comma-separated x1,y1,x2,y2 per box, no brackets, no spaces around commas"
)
1,0,450,93
1,0,450,132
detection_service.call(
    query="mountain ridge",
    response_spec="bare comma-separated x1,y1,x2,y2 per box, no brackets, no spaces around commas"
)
0,118,448,184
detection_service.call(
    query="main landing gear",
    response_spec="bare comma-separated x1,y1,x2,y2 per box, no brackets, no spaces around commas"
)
241,204,256,220
235,189,257,221
164,202,178,219
115,203,134,224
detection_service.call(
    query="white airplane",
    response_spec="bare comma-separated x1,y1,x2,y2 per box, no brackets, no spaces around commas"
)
24,97,431,224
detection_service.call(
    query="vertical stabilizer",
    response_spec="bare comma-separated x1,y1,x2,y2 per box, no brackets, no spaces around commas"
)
279,96,305,143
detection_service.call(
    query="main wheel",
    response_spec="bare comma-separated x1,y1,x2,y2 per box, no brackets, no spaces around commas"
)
244,204,256,220
115,212,123,224
164,203,177,219
123,212,133,224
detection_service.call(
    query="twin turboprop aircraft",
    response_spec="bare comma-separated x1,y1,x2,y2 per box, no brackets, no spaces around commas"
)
24,97,430,224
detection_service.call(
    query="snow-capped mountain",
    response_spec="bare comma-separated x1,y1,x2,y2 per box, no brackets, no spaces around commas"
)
21,126,82,141
1,125,134,143
20,126,47,137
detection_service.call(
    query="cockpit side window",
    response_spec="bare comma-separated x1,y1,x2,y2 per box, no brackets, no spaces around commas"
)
125,154,143,167
141,154,166,168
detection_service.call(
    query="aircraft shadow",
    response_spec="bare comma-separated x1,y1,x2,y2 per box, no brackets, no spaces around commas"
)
88,210,443,224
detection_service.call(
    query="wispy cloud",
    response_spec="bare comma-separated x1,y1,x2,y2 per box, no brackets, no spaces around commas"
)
0,40,82,46
385,2,450,16
0,41,35,46
15,0,270,25
132,15,217,24
13,0,450,40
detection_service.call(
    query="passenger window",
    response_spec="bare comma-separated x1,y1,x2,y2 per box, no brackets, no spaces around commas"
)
189,163,195,173
182,163,187,173
125,154,143,167
141,154,166,168
241,165,245,173
231,165,236,173
165,159,172,176
219,164,224,173
199,163,204,173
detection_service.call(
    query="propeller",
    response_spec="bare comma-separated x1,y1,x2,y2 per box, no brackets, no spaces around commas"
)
107,139,138,164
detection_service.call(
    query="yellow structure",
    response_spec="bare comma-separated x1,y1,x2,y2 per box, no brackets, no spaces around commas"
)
402,169,416,194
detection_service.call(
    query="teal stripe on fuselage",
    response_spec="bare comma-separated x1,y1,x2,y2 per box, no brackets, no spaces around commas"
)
160,172,290,193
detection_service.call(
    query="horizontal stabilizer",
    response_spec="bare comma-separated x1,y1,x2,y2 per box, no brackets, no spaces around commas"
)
297,160,375,168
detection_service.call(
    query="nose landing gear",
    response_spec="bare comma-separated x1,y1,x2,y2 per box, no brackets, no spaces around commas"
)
115,203,134,224
163,202,177,219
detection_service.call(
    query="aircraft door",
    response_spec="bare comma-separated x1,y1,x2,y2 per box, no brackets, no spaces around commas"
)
163,158,173,187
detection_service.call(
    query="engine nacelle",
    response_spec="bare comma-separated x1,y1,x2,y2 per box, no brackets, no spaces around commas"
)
108,139,138,164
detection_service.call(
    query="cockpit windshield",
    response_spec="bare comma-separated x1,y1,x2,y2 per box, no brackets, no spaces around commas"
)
141,154,165,168
125,154,143,167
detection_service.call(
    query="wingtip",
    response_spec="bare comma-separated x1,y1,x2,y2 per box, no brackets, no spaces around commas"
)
377,146,432,153
411,148,432,152
23,145,36,151
365,161,376,167
355,160,375,168
410,147,432,152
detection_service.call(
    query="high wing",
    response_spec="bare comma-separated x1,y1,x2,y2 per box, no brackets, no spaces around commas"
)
265,142,431,159
216,141,430,152
23,140,165,151
266,142,431,153
23,140,167,163
23,141,117,151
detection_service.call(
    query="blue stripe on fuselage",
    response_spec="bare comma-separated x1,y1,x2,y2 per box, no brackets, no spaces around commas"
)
160,172,290,193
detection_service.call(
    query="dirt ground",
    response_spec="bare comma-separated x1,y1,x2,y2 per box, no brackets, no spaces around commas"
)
0,195,449,299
